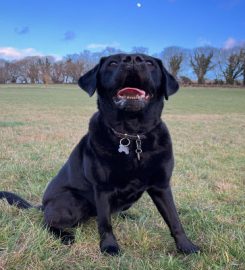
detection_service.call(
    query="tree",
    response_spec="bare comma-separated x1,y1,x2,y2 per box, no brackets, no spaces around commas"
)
240,48,245,86
168,54,183,78
13,59,29,83
219,51,243,85
79,50,97,71
0,60,7,83
5,62,20,83
24,57,41,83
64,59,85,83
38,57,53,84
51,62,65,83
190,48,214,84
28,62,40,83
160,46,187,78
0,59,32,83
13,58,40,83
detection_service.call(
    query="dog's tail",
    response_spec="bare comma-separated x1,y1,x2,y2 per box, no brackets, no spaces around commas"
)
0,191,42,210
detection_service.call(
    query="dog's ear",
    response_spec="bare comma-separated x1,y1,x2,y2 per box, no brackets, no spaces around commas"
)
78,57,106,96
155,58,179,100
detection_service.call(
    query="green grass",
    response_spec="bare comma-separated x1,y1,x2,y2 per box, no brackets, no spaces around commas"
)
0,84,244,270
0,121,25,127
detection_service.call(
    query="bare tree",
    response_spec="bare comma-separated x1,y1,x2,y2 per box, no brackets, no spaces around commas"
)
219,51,243,85
13,58,39,83
14,60,29,83
28,62,40,83
0,60,8,83
64,59,85,83
190,48,214,84
23,57,41,83
168,55,183,78
0,59,30,83
38,57,53,84
0,67,6,83
5,62,21,83
51,62,65,83
240,48,245,85
160,46,186,78
79,50,97,72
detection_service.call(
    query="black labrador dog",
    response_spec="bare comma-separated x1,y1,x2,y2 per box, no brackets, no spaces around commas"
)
0,54,200,255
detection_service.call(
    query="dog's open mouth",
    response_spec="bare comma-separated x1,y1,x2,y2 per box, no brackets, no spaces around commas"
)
117,87,150,100
113,87,151,111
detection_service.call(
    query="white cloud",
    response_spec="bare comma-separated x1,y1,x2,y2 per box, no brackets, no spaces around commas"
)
86,42,120,50
223,37,237,49
51,54,63,61
0,47,43,60
0,47,62,61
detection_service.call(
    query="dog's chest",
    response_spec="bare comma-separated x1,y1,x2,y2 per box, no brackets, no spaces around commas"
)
110,178,146,212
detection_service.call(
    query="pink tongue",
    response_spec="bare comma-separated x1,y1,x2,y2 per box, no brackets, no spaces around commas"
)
118,87,146,97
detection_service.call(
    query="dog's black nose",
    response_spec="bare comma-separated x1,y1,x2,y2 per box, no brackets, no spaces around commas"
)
122,55,144,65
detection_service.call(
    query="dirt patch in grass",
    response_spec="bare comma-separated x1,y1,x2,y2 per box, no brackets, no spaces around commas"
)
214,181,238,192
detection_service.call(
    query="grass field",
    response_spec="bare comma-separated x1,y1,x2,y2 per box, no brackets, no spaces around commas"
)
0,84,244,270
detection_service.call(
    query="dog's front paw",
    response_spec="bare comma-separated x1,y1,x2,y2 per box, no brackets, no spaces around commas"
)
176,236,200,254
100,243,120,255
100,234,120,256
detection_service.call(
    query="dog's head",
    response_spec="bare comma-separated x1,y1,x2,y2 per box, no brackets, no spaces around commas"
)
78,54,179,112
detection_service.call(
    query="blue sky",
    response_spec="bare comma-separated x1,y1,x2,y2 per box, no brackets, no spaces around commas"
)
0,0,244,60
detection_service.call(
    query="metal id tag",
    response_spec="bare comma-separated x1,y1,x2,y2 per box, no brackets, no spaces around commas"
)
118,138,130,155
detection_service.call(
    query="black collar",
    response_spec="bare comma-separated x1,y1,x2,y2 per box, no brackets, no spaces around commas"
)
110,127,147,140
110,127,146,161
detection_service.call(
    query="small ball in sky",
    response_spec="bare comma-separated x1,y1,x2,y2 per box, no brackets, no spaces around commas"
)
137,3,142,8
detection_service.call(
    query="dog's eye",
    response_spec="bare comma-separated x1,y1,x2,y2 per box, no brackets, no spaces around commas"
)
109,61,118,67
146,60,153,66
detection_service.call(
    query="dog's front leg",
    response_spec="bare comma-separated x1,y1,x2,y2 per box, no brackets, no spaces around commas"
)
148,185,200,254
94,189,120,255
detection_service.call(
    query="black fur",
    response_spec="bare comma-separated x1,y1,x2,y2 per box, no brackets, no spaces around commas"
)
0,54,200,255
0,191,37,209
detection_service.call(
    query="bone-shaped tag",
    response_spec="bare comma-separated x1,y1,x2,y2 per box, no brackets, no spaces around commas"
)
118,144,129,155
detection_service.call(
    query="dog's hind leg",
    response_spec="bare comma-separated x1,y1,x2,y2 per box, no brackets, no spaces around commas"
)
43,191,94,245
46,226,76,245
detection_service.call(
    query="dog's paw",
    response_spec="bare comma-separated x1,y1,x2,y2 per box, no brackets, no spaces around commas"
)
176,238,200,254
100,235,120,256
100,243,120,256
61,233,75,245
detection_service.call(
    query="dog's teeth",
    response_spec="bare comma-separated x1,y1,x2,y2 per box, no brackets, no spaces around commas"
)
121,95,147,100
125,96,139,99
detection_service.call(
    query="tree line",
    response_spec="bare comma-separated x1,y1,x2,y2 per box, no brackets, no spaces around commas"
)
0,46,244,85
